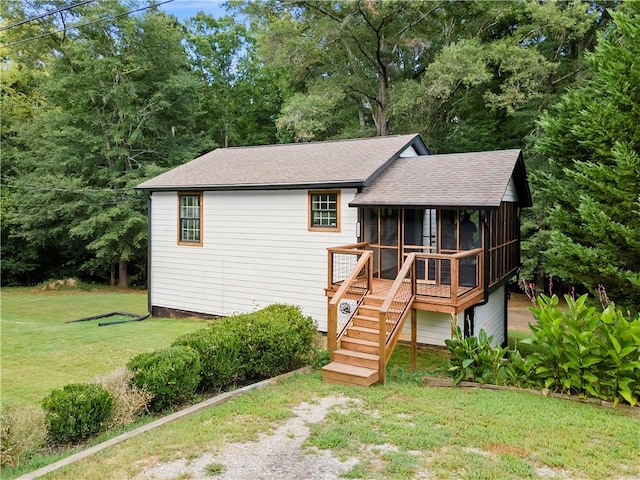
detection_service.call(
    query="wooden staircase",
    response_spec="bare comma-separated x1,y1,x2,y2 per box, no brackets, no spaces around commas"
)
322,296,388,386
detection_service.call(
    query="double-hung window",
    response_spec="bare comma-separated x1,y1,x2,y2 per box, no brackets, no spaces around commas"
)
178,192,202,245
309,191,340,231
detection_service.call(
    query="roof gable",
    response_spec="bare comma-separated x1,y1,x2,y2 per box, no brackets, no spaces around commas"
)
350,150,532,209
137,134,427,191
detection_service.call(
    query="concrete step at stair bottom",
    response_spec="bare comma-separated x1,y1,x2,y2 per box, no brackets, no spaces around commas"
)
321,362,379,386
333,348,379,370
340,335,379,355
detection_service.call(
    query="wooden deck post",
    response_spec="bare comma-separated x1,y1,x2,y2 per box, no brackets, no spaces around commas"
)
378,311,387,385
327,300,337,361
451,257,459,303
411,308,417,371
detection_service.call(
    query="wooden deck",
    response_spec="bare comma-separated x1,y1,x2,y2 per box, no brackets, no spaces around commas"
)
327,278,484,314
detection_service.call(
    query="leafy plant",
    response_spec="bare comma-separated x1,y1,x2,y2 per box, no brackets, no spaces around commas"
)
522,293,640,406
503,349,539,389
445,327,508,385
595,305,640,406
41,383,113,443
127,346,201,411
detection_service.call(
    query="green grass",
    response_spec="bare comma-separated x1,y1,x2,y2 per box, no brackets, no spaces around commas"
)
2,288,638,480
13,373,638,480
0,287,207,406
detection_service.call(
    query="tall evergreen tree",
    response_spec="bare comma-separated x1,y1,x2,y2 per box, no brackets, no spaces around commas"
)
531,4,640,309
1,1,208,286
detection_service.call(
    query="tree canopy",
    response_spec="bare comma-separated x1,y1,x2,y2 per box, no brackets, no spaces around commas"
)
529,3,640,308
2,0,634,308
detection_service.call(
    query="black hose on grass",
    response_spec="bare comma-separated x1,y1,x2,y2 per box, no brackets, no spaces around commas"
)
66,311,151,326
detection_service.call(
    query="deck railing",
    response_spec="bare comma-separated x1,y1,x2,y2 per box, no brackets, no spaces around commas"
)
378,253,417,384
327,249,373,358
327,242,370,287
413,248,483,305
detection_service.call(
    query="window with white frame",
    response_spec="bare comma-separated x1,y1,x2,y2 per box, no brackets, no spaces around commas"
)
178,192,202,245
309,191,340,231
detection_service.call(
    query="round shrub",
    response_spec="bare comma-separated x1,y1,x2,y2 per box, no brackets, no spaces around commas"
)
173,321,245,390
174,304,317,391
242,304,317,379
127,345,201,411
41,383,113,443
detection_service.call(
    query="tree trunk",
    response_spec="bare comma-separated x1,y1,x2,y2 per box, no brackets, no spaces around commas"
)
110,264,116,286
118,259,128,288
376,69,389,136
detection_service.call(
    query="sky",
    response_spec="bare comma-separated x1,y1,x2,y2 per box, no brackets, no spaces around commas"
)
158,0,229,21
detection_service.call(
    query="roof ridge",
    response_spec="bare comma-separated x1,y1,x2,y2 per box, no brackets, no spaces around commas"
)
219,134,419,151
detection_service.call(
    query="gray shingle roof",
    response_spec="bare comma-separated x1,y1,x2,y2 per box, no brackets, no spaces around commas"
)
350,149,531,208
136,134,425,190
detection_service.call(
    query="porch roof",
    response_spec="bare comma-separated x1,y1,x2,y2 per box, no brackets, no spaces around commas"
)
350,149,532,208
136,134,428,191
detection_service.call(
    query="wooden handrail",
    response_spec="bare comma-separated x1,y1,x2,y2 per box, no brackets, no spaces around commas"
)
328,250,372,308
378,253,416,384
327,250,373,358
413,248,483,261
379,253,416,316
412,248,484,306
326,242,369,289
326,242,369,251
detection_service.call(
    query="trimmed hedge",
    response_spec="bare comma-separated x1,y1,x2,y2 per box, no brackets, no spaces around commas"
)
127,345,201,411
42,383,113,443
174,304,316,390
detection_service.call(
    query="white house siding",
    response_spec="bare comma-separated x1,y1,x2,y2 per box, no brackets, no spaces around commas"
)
150,189,359,331
395,287,506,347
502,178,519,202
473,285,506,346
399,311,462,347
399,145,418,157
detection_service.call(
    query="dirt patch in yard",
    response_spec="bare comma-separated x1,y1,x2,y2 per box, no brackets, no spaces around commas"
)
137,396,360,480
508,293,535,332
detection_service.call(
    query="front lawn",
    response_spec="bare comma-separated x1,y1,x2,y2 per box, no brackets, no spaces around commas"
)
0,287,207,406
25,372,640,480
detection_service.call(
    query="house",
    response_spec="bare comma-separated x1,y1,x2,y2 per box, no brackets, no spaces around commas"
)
136,134,531,386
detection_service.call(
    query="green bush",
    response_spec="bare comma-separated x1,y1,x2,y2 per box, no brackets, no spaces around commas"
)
242,304,317,379
173,320,245,390
41,383,113,443
521,294,640,406
127,346,201,411
597,305,640,406
445,327,509,385
174,304,317,390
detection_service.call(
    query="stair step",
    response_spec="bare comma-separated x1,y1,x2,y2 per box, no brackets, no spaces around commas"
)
362,296,384,307
321,362,379,386
333,348,379,369
356,305,380,317
347,325,379,342
353,315,396,330
341,335,379,354
352,315,379,329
